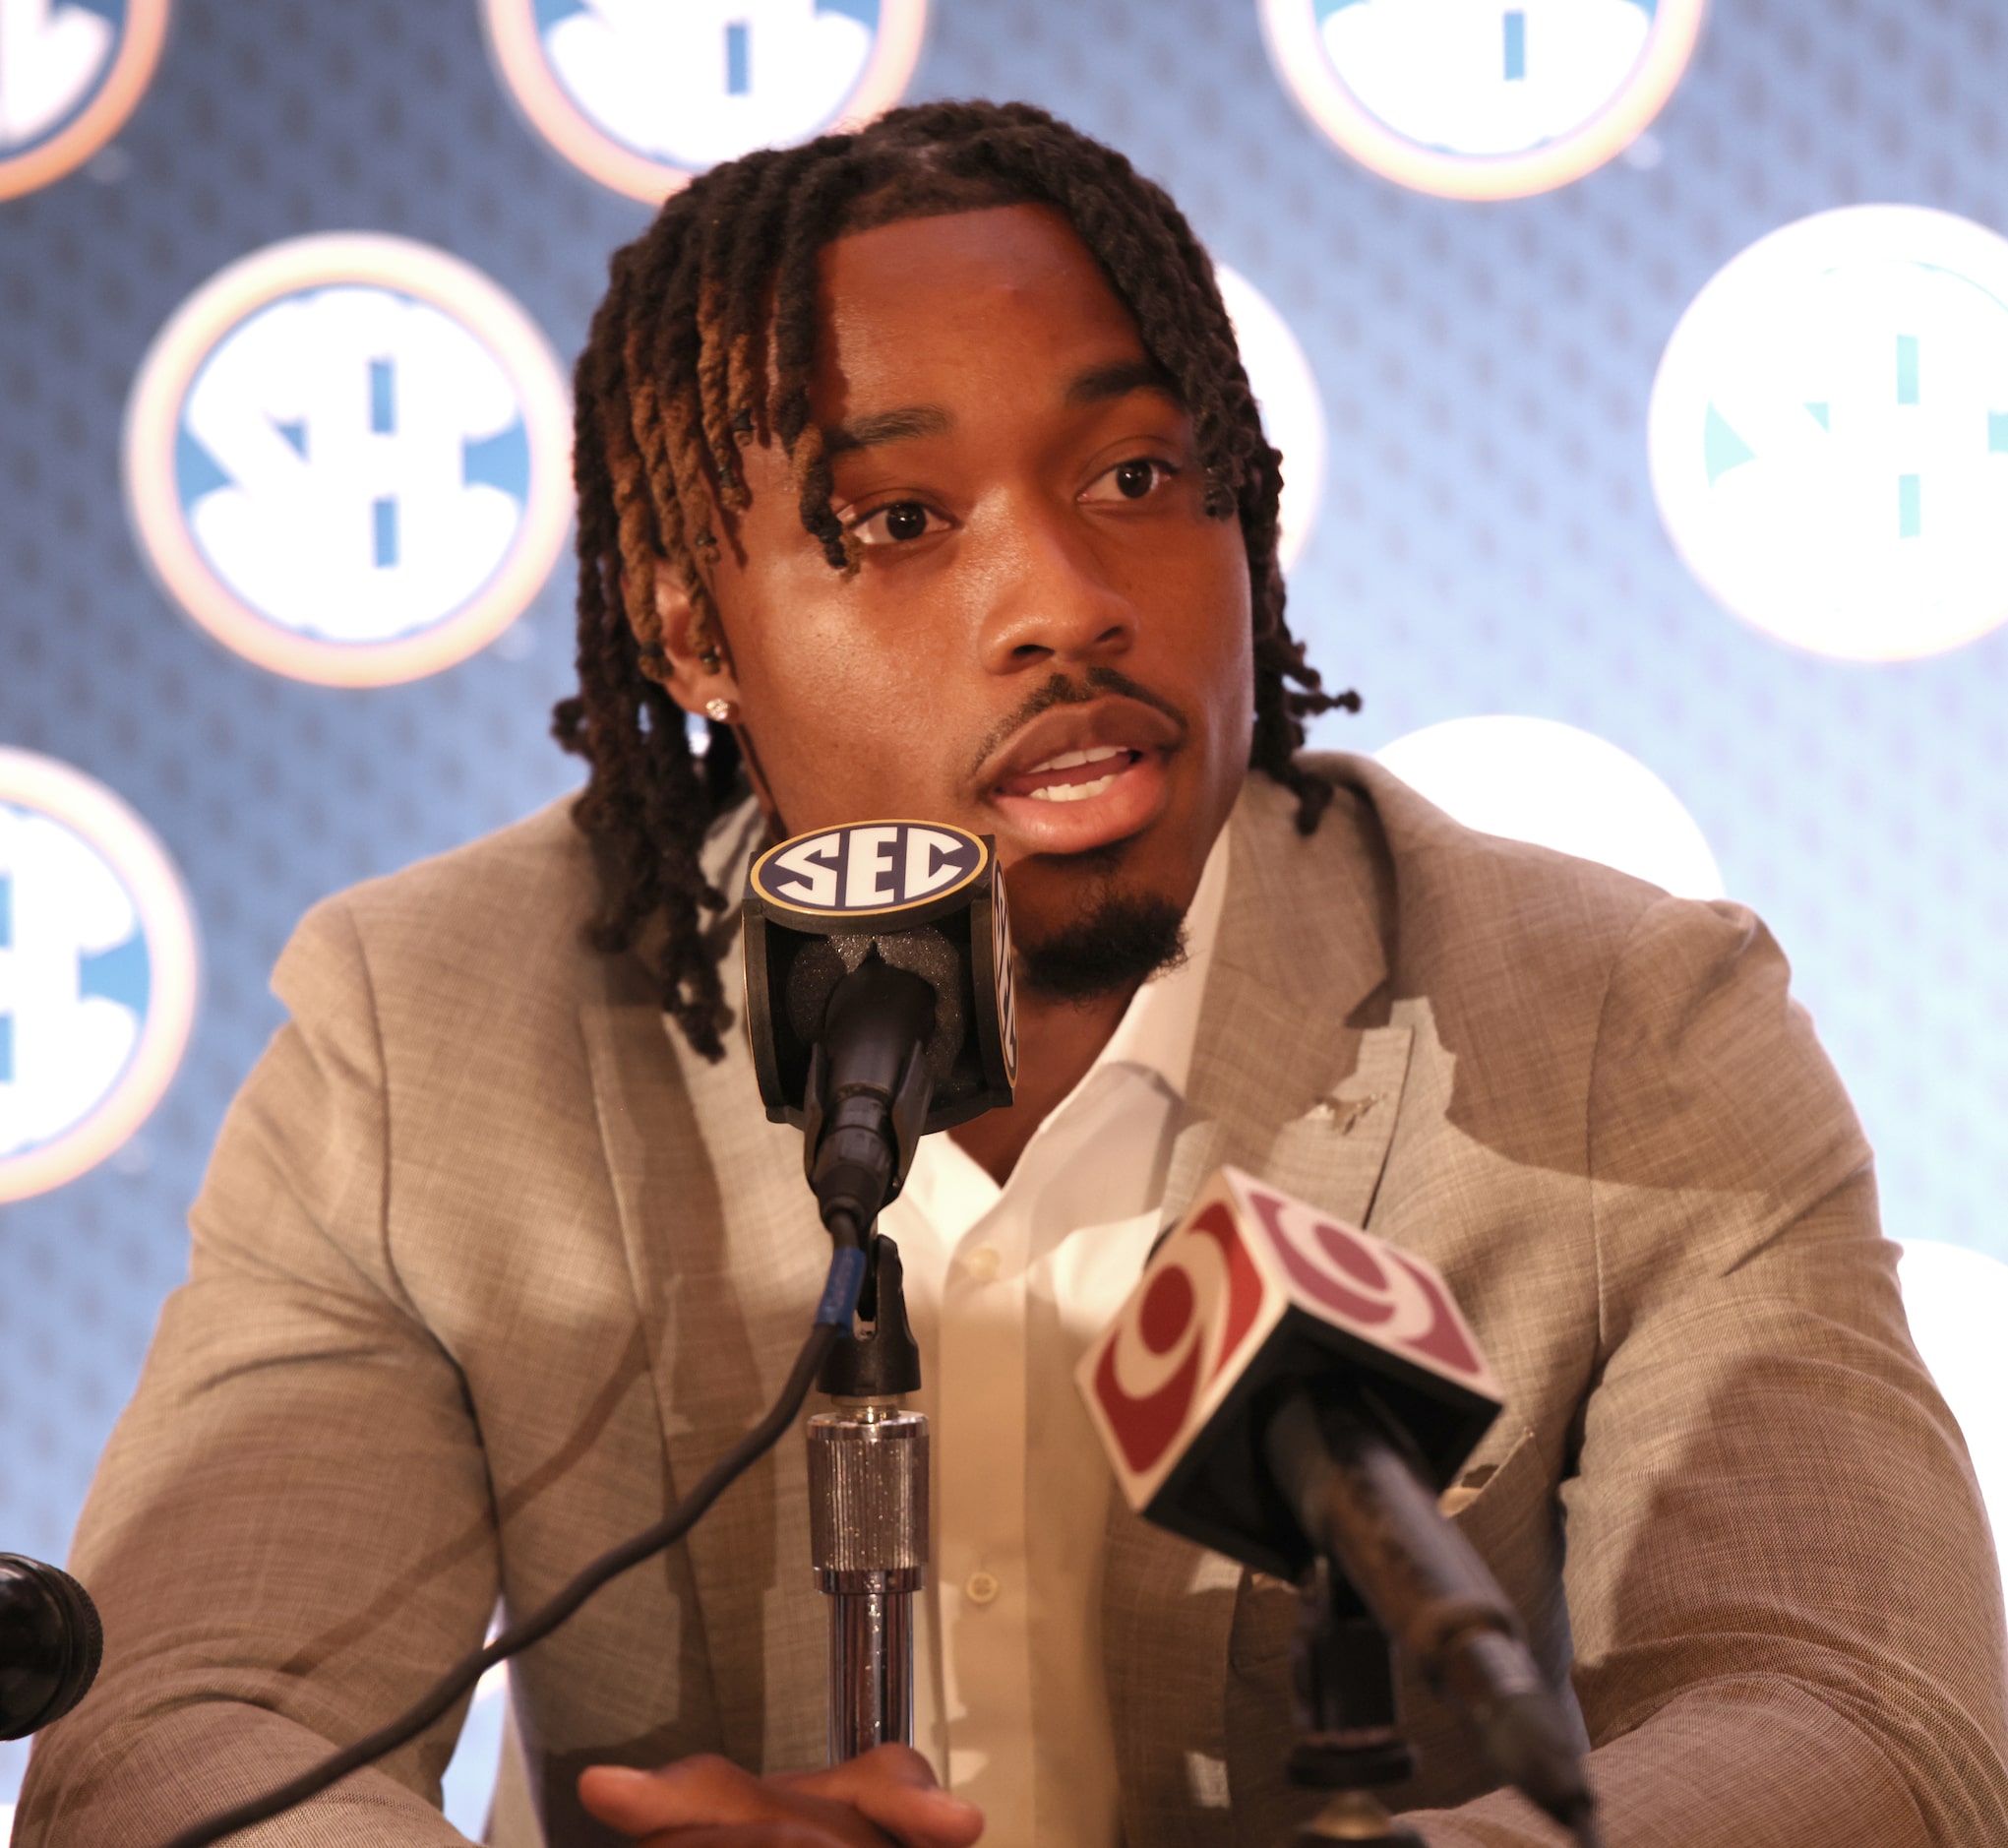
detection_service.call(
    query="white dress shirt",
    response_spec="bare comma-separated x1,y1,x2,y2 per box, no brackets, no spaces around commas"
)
880,824,1231,1848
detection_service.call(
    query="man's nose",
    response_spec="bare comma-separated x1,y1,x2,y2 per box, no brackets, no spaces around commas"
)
975,499,1138,675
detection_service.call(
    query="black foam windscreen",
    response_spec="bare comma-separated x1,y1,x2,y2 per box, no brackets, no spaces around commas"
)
784,928,969,1090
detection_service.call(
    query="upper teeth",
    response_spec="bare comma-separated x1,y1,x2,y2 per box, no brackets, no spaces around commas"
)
1029,773,1120,803
1025,744,1127,774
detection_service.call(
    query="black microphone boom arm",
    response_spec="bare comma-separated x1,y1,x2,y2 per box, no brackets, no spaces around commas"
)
1263,1390,1601,1847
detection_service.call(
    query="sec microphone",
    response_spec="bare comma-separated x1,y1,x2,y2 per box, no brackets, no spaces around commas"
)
742,819,1017,1763
742,818,1015,1243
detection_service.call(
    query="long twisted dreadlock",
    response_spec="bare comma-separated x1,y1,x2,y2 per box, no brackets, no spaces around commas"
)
553,100,1359,1061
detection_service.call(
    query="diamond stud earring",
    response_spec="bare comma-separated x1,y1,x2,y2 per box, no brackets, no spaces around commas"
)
704,697,739,723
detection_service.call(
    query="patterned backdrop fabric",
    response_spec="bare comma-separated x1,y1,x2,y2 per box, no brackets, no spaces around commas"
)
3,0,2007,1825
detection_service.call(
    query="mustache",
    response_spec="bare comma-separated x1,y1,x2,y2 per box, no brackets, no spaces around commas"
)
966,665,1191,783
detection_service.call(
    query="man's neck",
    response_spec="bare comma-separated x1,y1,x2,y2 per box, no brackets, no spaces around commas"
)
948,984,1136,1184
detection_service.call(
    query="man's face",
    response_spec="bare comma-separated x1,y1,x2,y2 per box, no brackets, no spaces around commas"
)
686,203,1255,961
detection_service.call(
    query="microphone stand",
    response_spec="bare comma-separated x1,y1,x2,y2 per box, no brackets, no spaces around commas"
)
1264,1390,1602,1848
788,956,938,1761
1283,1552,1427,1846
808,1234,928,1762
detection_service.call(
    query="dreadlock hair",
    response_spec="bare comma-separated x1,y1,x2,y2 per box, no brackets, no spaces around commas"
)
553,99,1360,1061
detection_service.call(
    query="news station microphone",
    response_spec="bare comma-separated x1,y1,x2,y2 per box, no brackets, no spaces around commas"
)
0,1554,102,1742
1077,1169,1599,1847
743,819,1016,1761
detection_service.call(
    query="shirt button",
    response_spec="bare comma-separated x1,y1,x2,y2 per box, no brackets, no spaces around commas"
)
965,1571,1001,1606
963,1247,1001,1282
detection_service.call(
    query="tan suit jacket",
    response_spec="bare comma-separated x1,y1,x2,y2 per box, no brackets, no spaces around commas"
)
19,757,2008,1846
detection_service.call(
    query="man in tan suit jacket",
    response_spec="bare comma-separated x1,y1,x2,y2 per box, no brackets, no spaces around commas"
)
20,758,2008,1845
21,100,2008,1846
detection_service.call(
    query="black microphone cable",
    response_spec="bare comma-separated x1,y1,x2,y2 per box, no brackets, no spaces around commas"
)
155,1237,868,1848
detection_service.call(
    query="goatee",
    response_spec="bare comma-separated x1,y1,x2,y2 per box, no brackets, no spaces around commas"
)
1014,889,1188,1004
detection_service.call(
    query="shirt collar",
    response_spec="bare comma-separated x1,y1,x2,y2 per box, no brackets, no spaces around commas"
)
895,814,1233,1230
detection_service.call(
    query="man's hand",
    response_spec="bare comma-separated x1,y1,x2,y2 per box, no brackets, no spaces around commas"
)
578,1744,986,1846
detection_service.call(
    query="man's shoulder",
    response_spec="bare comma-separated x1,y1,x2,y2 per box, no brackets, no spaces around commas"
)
1259,751,1681,985
1247,751,1784,1103
333,793,591,948
1260,756,1852,1213
277,795,606,1027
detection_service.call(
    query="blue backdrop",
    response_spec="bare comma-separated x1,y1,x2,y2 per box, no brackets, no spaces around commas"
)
4,0,2006,1822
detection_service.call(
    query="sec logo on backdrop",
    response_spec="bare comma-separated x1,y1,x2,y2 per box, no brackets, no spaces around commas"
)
1259,0,1705,200
124,234,573,687
1651,207,2008,661
0,0,169,201
483,0,929,203
0,749,199,1204
1376,716,1724,898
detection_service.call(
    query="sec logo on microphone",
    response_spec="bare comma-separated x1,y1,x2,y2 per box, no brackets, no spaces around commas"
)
750,820,988,921
0,0,170,202
123,234,573,688
482,0,929,204
0,749,200,1204
1258,0,1705,200
988,857,1017,1089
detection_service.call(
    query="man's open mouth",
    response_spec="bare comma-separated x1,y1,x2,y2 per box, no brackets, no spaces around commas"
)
997,744,1145,804
975,698,1183,856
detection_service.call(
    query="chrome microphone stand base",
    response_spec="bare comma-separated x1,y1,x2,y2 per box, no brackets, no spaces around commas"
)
810,1401,927,1758
809,1234,929,1762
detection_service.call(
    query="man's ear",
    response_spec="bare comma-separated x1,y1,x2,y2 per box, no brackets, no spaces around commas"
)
650,560,785,839
648,562,742,715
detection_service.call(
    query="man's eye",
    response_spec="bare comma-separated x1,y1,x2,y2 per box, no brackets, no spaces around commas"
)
1085,457,1178,503
852,501,943,545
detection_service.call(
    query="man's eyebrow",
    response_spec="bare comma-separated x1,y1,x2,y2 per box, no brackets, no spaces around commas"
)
1065,358,1180,408
822,404,952,455
822,362,1176,453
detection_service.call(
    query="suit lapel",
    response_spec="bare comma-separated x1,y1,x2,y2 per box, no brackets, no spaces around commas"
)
1181,772,1399,1185
1105,774,1412,1843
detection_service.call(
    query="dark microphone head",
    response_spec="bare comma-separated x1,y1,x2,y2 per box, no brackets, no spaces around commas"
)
744,820,1016,1246
1074,1167,1502,1580
743,820,1017,1138
0,1554,103,1741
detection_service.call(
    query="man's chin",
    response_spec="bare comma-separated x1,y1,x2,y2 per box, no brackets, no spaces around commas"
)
1014,889,1188,1006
